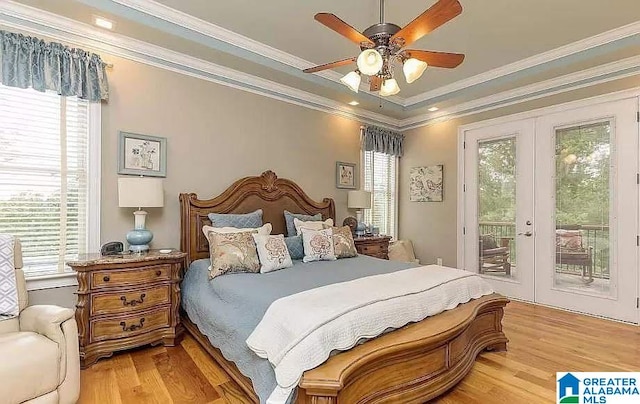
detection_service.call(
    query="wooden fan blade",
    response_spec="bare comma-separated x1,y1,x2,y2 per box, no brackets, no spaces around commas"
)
370,76,382,91
391,0,462,47
303,57,356,73
315,13,374,46
403,50,465,68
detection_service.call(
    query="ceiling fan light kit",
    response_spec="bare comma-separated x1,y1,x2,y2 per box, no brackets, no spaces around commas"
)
303,0,465,97
340,71,362,93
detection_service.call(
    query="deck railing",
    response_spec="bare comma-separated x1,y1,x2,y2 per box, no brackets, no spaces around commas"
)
479,221,610,279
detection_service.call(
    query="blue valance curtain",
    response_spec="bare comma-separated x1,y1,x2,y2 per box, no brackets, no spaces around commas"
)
0,30,109,102
362,125,405,157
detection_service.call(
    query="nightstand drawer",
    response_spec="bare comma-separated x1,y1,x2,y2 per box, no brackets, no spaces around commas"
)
90,308,170,342
359,244,386,255
91,285,171,316
92,264,171,289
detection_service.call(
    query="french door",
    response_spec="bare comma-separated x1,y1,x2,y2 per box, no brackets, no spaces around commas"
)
461,97,639,323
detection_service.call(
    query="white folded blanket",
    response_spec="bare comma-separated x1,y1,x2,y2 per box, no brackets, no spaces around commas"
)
246,265,493,404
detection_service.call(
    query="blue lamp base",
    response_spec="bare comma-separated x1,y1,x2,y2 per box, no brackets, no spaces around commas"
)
126,210,153,253
126,229,153,253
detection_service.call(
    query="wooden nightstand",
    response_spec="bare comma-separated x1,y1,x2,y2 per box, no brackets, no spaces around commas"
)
354,236,392,260
68,250,186,368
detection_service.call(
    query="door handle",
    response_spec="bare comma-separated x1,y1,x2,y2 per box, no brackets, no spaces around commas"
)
517,231,533,237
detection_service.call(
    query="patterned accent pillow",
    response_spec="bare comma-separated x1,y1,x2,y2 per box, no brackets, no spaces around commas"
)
201,223,272,239
284,211,322,237
253,234,293,273
294,218,334,235
208,209,263,229
208,231,260,280
301,228,336,263
332,226,358,259
556,230,583,251
284,235,304,260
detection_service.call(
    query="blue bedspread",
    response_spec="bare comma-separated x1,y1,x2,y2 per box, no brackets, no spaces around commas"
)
181,255,416,403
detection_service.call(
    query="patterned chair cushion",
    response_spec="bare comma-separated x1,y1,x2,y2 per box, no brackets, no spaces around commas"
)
253,234,293,273
479,234,498,251
284,235,304,260
332,226,358,259
556,230,583,251
284,211,322,237
301,228,336,263
208,209,263,229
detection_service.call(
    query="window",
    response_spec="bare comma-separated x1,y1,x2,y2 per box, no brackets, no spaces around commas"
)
0,85,100,278
363,150,398,239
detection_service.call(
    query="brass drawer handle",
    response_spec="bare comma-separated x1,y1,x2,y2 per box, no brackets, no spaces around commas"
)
120,293,146,307
120,318,145,332
103,275,110,282
155,270,162,276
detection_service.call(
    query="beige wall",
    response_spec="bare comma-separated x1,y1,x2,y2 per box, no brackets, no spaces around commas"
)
101,56,362,249
398,76,640,267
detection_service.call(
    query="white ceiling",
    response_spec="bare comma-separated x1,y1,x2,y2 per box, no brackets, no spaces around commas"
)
5,0,640,124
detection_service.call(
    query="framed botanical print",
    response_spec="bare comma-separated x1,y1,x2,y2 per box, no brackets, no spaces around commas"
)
336,161,357,189
410,165,444,202
118,132,167,177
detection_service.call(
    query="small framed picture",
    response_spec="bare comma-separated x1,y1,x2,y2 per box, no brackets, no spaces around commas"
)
336,161,357,189
118,132,167,177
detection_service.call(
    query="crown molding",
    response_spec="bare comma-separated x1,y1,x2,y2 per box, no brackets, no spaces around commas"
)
0,1,401,130
403,20,640,107
400,55,640,130
109,0,405,105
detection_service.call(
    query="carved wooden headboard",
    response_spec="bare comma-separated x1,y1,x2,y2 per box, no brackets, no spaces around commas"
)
179,170,336,265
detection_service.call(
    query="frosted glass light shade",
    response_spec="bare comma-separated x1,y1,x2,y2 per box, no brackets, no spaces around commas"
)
348,190,372,209
403,58,428,83
340,71,361,93
379,78,401,96
356,49,383,76
118,177,164,208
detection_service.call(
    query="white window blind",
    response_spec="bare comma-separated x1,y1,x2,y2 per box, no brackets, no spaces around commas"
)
363,150,398,239
0,85,93,277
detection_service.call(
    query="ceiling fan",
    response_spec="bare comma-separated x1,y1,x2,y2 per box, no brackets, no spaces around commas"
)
303,0,465,97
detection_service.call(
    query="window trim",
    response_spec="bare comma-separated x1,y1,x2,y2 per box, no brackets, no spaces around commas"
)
24,101,101,289
360,148,399,240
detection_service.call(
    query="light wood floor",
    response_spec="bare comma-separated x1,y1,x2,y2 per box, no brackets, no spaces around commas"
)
79,301,640,404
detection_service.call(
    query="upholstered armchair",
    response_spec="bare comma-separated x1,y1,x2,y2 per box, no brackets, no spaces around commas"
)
0,239,80,404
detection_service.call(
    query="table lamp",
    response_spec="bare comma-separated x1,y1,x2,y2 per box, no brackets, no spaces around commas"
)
118,177,164,252
348,190,371,237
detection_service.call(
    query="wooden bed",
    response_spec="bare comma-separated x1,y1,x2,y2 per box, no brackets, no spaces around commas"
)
179,170,509,404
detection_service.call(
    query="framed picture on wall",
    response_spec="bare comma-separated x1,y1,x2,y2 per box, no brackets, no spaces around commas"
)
336,161,357,189
410,165,444,202
118,132,167,177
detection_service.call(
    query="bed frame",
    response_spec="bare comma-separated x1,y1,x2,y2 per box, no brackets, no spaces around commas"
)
179,170,509,404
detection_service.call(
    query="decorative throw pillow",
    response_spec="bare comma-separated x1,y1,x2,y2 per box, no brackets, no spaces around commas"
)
208,231,260,280
301,228,336,263
208,209,263,229
252,234,293,273
294,217,334,235
332,226,358,259
284,211,322,237
284,235,304,260
202,223,272,239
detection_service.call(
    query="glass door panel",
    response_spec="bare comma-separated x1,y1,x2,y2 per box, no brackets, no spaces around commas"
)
554,122,612,297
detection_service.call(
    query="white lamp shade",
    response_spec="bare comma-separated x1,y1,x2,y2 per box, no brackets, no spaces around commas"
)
379,78,401,96
356,49,383,76
348,190,372,209
118,177,164,208
403,58,428,84
340,71,361,93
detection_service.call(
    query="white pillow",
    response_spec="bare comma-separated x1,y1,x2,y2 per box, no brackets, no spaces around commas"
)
202,223,272,238
252,234,293,273
293,217,334,236
301,227,336,263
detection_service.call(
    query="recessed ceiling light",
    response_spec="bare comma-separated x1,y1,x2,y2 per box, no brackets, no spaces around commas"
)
428,106,439,112
348,101,359,106
93,16,114,30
